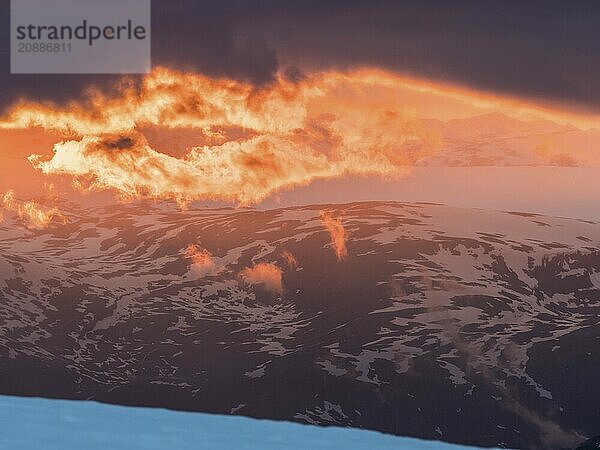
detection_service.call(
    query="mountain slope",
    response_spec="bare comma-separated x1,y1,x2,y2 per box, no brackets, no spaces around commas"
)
0,201,598,449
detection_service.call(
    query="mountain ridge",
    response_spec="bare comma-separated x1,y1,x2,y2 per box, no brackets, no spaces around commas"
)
0,201,598,449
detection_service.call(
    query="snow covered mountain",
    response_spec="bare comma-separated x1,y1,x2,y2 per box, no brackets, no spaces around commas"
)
420,113,600,167
0,201,598,449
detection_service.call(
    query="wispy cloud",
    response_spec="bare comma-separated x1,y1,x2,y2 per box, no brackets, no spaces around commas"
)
185,244,216,275
240,262,283,295
320,211,348,261
1,190,65,229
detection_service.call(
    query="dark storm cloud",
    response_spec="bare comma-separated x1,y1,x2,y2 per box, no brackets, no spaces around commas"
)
1,0,599,111
0,0,277,111
0,1,139,112
239,0,600,110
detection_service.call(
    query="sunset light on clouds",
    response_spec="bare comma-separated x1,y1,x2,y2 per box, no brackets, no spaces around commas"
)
2,3,600,449
1,66,599,212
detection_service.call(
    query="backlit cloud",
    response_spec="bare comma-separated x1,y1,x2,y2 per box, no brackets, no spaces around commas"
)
240,262,283,295
1,190,65,229
320,211,348,261
185,244,216,275
7,68,439,205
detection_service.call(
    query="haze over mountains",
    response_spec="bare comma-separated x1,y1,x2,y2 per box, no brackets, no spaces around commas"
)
2,112,598,183
421,112,600,167
3,110,599,225
140,112,600,168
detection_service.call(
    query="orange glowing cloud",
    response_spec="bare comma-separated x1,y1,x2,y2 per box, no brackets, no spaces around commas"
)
185,244,216,274
2,68,597,134
7,67,439,205
240,262,283,295
320,211,348,261
338,69,600,130
4,67,597,206
282,251,298,269
1,190,65,229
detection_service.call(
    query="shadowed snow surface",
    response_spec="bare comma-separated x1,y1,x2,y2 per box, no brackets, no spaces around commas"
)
0,395,491,450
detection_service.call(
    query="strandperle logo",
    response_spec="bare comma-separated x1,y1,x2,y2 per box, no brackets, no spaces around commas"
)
11,0,151,74
15,20,148,47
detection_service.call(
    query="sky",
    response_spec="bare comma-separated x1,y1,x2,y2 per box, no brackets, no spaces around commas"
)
1,0,600,112
0,1,599,223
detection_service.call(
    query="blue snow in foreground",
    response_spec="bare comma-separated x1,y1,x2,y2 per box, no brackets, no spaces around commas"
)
0,395,495,450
